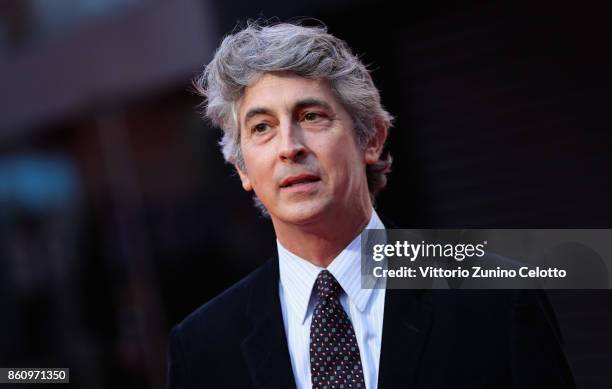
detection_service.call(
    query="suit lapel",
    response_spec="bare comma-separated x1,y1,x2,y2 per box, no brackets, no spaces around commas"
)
241,258,297,389
377,289,433,389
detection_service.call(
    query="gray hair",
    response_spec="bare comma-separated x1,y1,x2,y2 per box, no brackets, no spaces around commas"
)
193,20,393,212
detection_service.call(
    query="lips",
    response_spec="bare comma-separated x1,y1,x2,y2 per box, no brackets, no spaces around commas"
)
280,174,321,188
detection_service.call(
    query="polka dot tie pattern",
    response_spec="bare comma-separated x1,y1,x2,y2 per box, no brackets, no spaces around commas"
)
309,270,366,389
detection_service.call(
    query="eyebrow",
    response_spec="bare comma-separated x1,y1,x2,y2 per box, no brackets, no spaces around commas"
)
294,98,333,113
243,98,334,124
244,107,273,124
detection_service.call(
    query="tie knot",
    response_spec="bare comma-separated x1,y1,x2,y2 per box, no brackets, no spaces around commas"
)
314,270,342,300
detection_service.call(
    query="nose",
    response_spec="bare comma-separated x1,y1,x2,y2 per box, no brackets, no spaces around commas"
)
278,122,307,162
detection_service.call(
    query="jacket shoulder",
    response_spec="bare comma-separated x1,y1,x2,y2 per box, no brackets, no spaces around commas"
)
167,259,277,388
176,257,277,335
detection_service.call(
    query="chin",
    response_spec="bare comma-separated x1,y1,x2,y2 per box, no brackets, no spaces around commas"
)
275,199,332,226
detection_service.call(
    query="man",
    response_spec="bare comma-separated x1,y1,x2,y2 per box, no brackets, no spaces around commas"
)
167,21,575,389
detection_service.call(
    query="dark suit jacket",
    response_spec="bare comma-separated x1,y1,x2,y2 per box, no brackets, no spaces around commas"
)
167,256,576,389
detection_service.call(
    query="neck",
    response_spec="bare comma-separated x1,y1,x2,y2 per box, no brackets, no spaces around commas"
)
274,206,373,268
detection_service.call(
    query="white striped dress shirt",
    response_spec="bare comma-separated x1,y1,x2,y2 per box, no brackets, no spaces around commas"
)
278,210,386,389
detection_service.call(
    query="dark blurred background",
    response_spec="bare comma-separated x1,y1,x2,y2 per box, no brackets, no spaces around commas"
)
0,0,610,388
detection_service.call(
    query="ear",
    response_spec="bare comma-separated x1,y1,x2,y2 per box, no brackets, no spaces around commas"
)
235,164,253,192
365,119,388,165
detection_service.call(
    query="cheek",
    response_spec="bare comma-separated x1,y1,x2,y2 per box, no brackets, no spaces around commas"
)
337,147,366,184
243,150,274,188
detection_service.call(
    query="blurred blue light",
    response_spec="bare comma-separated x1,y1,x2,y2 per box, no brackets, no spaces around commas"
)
0,154,80,212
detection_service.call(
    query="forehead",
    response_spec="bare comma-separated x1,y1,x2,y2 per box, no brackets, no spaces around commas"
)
238,72,340,118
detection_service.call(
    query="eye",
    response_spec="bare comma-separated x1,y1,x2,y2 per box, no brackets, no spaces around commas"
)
252,123,270,134
303,112,322,122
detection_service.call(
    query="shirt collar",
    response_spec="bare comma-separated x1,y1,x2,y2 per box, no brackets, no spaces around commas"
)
277,209,385,324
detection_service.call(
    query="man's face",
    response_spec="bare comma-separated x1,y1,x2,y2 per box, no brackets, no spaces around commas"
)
236,72,376,228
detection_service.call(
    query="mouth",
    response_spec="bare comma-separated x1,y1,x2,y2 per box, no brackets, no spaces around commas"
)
280,174,321,189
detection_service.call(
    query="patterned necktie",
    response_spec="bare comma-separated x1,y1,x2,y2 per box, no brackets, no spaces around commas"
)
310,270,366,389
